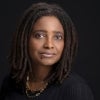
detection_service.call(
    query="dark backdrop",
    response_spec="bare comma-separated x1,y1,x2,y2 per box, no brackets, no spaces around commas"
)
0,0,99,100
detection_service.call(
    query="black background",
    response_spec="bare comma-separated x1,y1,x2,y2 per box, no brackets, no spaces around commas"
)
0,0,99,100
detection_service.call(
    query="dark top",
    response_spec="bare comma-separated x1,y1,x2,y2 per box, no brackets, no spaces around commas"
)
0,72,94,100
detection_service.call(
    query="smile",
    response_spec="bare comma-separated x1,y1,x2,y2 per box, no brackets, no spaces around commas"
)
40,52,56,58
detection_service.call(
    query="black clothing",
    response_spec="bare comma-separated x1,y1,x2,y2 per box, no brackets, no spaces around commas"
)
0,72,94,100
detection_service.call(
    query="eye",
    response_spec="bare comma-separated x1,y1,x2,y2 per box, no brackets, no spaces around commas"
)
54,34,64,40
33,32,46,39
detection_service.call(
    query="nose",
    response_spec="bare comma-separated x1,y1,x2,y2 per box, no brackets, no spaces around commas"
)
43,38,54,49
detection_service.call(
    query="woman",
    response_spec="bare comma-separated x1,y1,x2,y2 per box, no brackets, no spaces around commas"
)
0,2,94,100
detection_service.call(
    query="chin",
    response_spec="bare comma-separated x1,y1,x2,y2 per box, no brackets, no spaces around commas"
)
39,60,58,66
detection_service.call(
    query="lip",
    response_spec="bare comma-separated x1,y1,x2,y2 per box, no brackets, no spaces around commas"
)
39,52,56,58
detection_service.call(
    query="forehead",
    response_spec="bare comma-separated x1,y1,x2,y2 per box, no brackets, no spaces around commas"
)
32,16,64,32
34,16,61,25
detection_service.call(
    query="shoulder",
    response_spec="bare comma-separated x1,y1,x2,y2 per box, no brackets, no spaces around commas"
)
0,75,13,99
0,75,23,100
60,72,94,100
62,72,88,86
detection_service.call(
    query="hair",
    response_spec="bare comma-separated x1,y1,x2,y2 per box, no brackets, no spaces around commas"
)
8,2,78,85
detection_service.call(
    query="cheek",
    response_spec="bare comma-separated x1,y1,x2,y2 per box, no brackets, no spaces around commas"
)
28,41,38,57
29,39,42,51
56,42,64,53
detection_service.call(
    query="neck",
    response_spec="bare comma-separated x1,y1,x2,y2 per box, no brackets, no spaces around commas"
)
29,64,52,82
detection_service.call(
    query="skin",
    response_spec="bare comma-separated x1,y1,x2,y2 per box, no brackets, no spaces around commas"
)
28,16,64,88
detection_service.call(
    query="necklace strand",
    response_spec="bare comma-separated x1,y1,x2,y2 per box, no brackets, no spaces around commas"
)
25,76,48,98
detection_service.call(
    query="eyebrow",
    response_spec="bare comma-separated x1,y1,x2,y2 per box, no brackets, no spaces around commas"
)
32,30,47,33
32,30,64,34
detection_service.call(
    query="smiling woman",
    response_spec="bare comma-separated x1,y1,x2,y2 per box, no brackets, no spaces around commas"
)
29,16,64,68
0,2,94,100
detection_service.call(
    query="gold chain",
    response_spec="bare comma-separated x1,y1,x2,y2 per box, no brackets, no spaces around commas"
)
25,76,48,98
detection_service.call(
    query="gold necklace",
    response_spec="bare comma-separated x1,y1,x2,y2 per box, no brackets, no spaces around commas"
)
25,76,48,98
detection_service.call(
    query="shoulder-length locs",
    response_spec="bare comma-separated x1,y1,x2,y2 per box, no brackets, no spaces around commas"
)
8,2,78,84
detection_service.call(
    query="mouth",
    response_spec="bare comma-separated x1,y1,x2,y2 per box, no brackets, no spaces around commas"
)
39,52,56,58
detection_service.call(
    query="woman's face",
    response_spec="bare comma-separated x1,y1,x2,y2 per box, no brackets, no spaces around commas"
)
28,16,64,67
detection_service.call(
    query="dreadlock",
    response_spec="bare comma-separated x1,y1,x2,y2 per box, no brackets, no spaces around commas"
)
8,2,78,84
